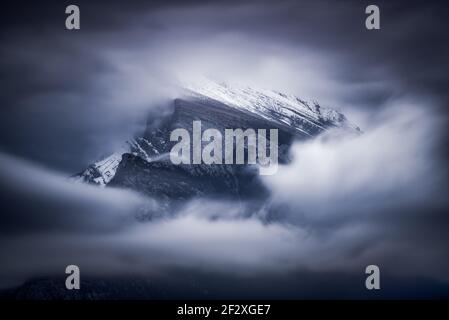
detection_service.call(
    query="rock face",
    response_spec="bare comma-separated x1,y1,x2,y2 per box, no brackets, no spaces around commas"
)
74,80,360,200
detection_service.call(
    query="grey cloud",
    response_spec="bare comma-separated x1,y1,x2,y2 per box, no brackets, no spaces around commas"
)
0,0,449,297
1,0,449,171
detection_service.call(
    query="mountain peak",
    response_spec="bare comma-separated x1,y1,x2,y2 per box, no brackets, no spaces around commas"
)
74,79,360,189
180,77,360,133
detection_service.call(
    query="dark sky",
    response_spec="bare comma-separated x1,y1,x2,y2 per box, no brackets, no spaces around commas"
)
0,0,448,173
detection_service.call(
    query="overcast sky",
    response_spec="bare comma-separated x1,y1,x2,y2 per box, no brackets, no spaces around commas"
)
0,0,448,172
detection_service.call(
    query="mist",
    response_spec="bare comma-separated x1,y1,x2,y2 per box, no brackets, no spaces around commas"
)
1,95,449,289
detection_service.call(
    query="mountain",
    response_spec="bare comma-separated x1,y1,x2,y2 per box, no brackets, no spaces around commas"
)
73,79,360,202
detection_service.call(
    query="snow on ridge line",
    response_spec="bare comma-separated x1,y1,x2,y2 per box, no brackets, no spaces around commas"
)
181,77,359,132
73,139,142,186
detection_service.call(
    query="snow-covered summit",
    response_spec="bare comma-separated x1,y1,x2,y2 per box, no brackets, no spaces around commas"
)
181,77,360,134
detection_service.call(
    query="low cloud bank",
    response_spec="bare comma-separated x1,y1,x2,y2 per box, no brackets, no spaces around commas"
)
1,99,449,289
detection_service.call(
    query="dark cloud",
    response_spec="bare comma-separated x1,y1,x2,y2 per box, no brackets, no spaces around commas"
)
1,0,449,170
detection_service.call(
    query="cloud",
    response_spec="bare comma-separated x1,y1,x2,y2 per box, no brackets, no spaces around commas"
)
0,153,163,235
261,97,449,280
3,0,449,173
264,99,444,205
1,0,449,296
0,152,301,288
2,95,449,292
